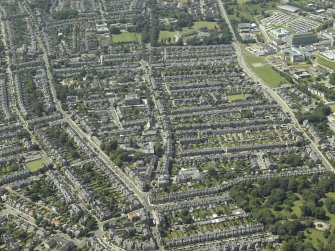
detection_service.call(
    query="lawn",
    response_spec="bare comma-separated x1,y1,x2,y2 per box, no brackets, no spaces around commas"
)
159,31,178,43
302,192,335,249
192,21,218,30
111,32,141,43
160,21,218,43
293,62,313,69
181,26,193,33
182,21,218,31
329,104,335,112
26,159,45,172
304,229,327,250
178,0,188,4
243,49,288,88
227,94,245,102
290,192,333,249
290,0,314,8
316,54,335,71
326,192,335,199
227,0,279,23
322,192,335,227
292,195,303,218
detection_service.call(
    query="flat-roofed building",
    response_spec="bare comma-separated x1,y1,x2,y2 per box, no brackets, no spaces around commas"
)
320,51,335,61
237,23,258,33
288,32,318,46
278,5,300,13
271,28,289,38
124,94,142,106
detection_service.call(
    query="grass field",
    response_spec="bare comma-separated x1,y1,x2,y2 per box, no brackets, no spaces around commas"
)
192,21,218,30
323,192,335,226
111,32,141,43
304,228,326,249
298,192,335,249
178,0,188,4
329,104,335,112
227,94,245,102
316,54,335,71
228,0,279,23
243,49,288,88
159,31,178,42
159,21,218,43
26,159,45,172
289,192,333,249
293,62,313,69
292,195,303,218
326,192,335,199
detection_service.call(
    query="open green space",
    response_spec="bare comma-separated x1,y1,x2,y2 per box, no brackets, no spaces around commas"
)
26,159,45,172
322,192,335,227
304,228,327,249
182,21,218,32
160,21,218,43
293,62,313,70
292,194,304,218
178,0,188,4
243,49,288,88
328,104,335,112
227,94,245,102
316,54,335,71
237,0,249,4
159,31,177,42
111,32,141,43
192,21,218,30
289,0,313,8
229,174,335,250
326,192,335,199
227,0,279,23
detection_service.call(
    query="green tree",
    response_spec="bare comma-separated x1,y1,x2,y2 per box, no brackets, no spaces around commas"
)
102,138,118,153
325,198,335,214
52,9,78,20
329,73,335,86
110,27,121,34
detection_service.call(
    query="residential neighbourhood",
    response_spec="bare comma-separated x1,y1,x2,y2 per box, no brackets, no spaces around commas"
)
0,0,334,250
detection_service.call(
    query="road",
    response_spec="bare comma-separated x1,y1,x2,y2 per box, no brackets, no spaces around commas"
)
25,8,151,210
0,9,54,167
2,204,37,226
24,3,164,249
216,0,333,172
140,60,165,251
255,18,271,43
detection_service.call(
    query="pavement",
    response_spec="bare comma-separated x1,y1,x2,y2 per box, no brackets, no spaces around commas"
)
216,0,333,173
26,5,165,250
2,2,332,250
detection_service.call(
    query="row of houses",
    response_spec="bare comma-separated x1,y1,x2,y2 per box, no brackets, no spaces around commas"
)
156,195,231,219
110,234,156,251
0,169,30,186
0,146,22,158
179,141,294,157
198,234,279,251
46,170,75,204
27,113,62,127
151,167,328,204
0,78,12,121
0,154,24,168
13,74,28,117
37,129,69,166
165,224,264,248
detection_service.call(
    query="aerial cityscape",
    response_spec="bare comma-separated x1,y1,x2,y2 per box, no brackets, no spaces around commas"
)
0,0,335,250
